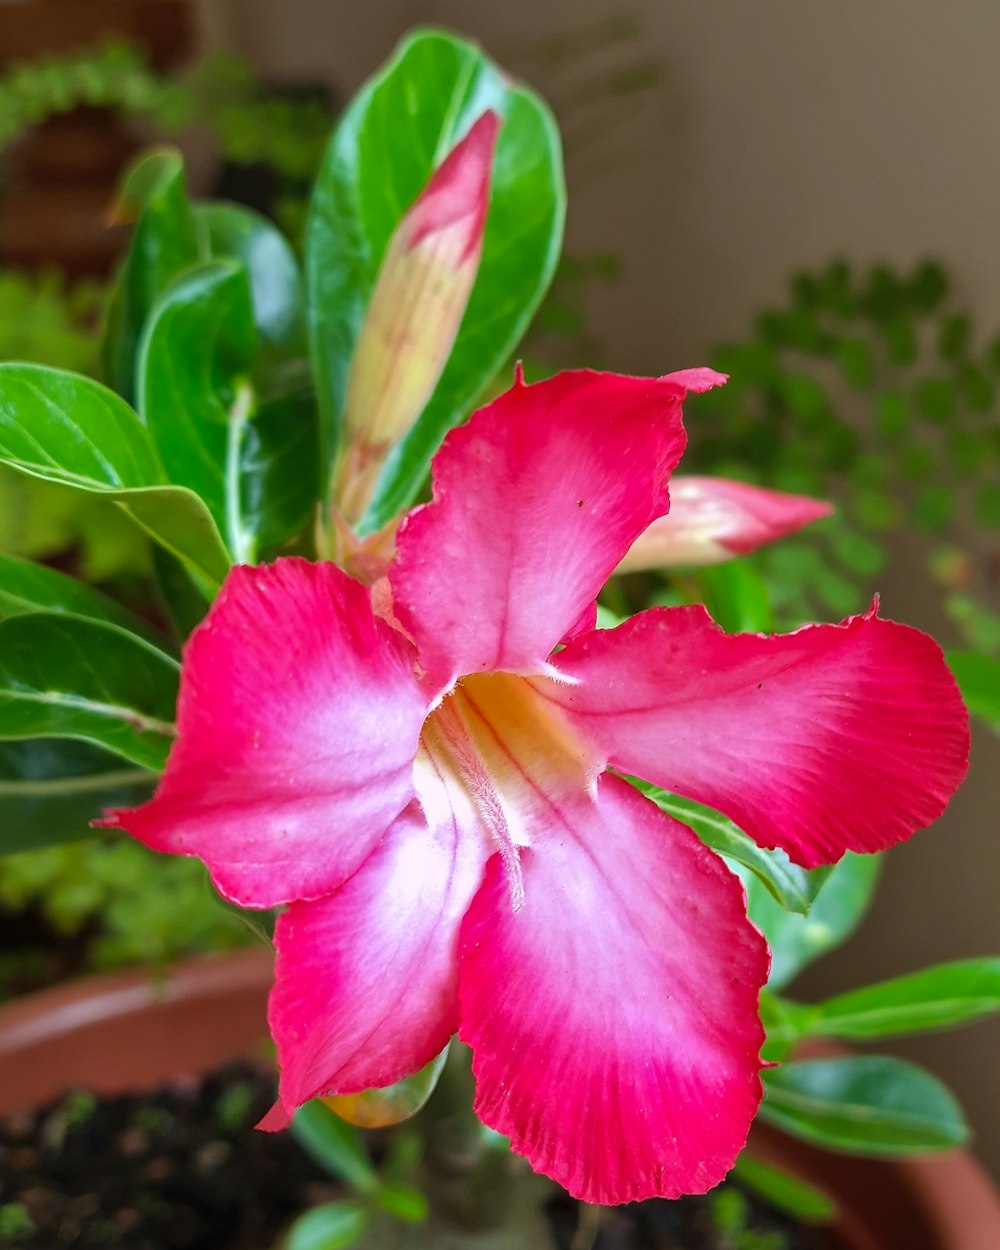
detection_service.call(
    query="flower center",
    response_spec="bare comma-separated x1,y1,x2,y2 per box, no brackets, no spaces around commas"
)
417,671,596,910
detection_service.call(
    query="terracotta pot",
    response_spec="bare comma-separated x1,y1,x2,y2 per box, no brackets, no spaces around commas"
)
1,951,999,1250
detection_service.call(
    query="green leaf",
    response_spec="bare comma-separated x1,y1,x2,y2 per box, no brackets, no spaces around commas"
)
0,738,155,855
0,553,174,652
197,201,306,357
102,149,201,402
947,650,1000,729
0,364,230,587
746,852,882,990
291,1100,378,1193
804,958,1000,1040
242,387,321,558
138,262,257,558
375,1184,429,1224
636,783,827,915
762,1057,968,1155
0,615,178,770
974,482,1000,528
284,1203,370,1250
732,1153,835,1223
306,27,565,529
696,560,774,633
836,338,874,388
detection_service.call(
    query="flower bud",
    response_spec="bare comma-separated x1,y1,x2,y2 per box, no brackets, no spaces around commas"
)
333,110,501,524
617,476,833,572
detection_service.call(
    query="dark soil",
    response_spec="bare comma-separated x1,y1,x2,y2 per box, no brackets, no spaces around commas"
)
0,1062,335,1249
0,1061,836,1250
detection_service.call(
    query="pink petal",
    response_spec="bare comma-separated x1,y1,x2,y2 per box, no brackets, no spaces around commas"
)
104,559,428,907
661,367,729,393
264,790,487,1125
549,603,970,868
457,774,768,1204
390,369,689,692
617,476,833,571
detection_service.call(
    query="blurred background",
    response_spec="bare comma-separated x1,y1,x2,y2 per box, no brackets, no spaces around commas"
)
2,0,998,1178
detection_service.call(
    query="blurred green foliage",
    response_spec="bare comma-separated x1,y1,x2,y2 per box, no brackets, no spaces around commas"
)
683,260,1000,653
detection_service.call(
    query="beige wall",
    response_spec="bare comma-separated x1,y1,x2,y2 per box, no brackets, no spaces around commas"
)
204,0,1000,1174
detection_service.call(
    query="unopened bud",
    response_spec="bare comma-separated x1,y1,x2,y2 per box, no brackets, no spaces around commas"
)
334,111,501,524
617,476,833,572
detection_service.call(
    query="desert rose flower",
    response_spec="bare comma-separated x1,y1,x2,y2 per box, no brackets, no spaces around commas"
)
332,111,500,524
103,367,969,1206
618,475,833,571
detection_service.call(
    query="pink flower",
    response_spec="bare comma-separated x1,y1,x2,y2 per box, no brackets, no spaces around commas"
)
617,475,833,571
104,368,969,1205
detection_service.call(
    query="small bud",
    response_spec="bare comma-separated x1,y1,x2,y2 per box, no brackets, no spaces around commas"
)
617,476,833,572
333,111,501,524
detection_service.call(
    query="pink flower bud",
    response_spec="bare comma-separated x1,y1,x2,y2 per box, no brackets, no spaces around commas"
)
617,476,833,572
334,111,501,523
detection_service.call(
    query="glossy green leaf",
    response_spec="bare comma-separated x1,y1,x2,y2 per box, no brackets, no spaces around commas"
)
375,1184,429,1224
804,958,1000,1041
746,852,882,990
0,738,155,855
0,615,178,770
636,782,827,915
138,262,256,557
102,149,201,402
197,201,306,356
947,650,1000,730
291,1100,378,1193
762,1057,968,1155
696,561,774,634
731,1153,835,1223
151,546,211,644
0,553,174,652
284,1202,370,1250
242,387,321,558
306,27,564,529
0,364,230,586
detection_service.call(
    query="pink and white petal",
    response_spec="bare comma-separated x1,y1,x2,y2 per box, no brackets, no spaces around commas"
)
548,603,970,868
104,559,428,908
264,789,489,1128
661,367,728,393
390,369,690,693
458,774,768,1205
617,477,833,572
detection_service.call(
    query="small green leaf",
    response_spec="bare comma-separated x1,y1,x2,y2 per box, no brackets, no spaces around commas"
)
946,650,1000,729
805,958,1000,1040
291,1101,378,1194
197,201,306,356
836,338,874,388
0,615,178,770
306,28,565,529
696,561,774,634
0,738,155,855
732,1153,835,1223
974,482,1000,528
874,391,909,440
0,553,174,651
138,262,257,559
284,1202,370,1250
375,1184,429,1224
636,783,828,915
762,1057,968,1155
747,852,882,990
102,148,201,402
0,364,230,586
914,378,956,424
913,485,954,531
242,387,321,559
939,314,970,360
